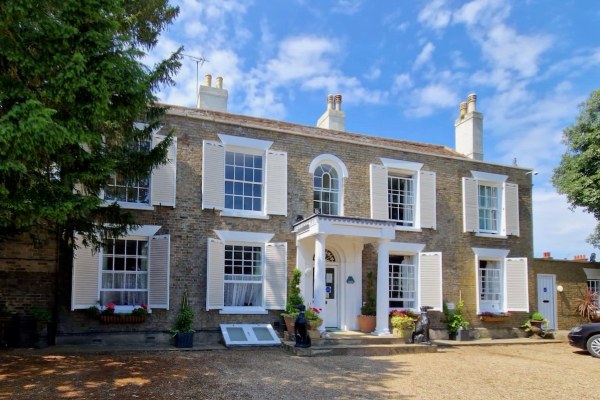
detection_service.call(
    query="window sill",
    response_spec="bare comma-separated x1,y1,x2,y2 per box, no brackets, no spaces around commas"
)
475,233,508,239
219,307,268,315
102,201,154,211
394,226,422,232
220,210,270,220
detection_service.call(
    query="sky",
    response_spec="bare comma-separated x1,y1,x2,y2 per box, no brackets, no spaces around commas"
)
148,0,600,260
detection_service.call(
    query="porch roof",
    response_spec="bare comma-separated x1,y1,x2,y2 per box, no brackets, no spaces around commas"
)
292,214,396,241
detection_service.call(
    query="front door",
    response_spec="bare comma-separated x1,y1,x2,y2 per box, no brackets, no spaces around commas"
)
537,274,557,330
322,265,338,328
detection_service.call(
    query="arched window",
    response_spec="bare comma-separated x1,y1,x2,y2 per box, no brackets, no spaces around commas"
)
313,164,340,215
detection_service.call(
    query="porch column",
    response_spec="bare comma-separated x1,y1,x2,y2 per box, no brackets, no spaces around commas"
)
314,234,327,334
374,239,391,336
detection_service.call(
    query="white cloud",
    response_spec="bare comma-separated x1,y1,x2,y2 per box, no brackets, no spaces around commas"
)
418,0,452,30
364,66,381,81
414,42,435,70
407,83,458,117
332,0,363,15
392,73,412,94
453,0,511,27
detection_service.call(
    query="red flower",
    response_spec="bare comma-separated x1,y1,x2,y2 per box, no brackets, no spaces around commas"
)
106,303,116,311
309,307,322,314
141,304,148,310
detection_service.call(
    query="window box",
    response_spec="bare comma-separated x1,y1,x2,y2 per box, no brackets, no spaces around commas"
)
479,315,510,323
99,314,146,324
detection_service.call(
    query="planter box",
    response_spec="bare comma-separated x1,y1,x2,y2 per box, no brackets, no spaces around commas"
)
457,329,471,341
479,316,509,323
99,315,146,324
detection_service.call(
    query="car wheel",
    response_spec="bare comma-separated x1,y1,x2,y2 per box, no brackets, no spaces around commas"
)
586,334,600,358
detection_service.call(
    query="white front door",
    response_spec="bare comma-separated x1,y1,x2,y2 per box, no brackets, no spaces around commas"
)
537,274,557,330
322,265,338,328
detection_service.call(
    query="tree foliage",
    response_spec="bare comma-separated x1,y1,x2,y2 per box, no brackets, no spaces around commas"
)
0,0,182,248
552,89,600,248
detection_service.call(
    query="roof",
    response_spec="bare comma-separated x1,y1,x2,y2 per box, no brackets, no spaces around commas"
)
163,104,467,160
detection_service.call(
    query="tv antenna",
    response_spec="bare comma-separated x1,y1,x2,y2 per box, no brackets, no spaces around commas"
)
182,53,208,99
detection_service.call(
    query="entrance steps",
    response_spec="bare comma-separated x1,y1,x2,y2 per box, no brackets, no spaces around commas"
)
281,331,437,357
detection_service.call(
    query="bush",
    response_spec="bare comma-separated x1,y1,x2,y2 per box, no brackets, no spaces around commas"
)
283,268,304,317
360,271,376,316
443,301,469,334
530,312,545,321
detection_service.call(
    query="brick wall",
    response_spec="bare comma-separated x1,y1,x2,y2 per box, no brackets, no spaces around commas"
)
530,258,600,329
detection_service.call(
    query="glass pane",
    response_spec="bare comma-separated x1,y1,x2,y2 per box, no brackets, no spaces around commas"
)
115,240,125,255
114,274,124,289
126,274,136,289
227,327,248,342
138,274,147,289
114,257,125,270
102,273,113,289
126,240,137,255
253,326,273,341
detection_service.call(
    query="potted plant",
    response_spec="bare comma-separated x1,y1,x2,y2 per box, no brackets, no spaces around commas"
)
30,307,52,348
577,289,599,322
443,301,469,340
305,306,323,331
478,311,511,322
281,268,304,334
521,312,547,336
357,271,376,333
389,310,415,340
172,289,194,348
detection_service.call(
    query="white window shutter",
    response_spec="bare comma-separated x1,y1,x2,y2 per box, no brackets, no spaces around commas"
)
505,257,529,312
266,150,288,215
504,183,520,236
370,164,388,220
202,140,225,210
71,235,100,310
419,171,436,229
206,238,225,310
264,242,287,310
462,177,478,232
151,135,177,207
418,252,443,311
148,234,170,309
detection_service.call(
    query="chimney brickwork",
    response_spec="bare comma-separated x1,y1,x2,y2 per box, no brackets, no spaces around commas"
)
197,74,228,112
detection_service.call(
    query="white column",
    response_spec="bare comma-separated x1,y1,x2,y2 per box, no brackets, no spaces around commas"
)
314,234,327,334
374,239,391,336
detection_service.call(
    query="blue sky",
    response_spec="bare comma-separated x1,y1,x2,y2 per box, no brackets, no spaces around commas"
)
150,0,600,260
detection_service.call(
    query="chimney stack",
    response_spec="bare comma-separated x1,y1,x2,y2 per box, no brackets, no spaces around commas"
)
455,93,483,161
317,93,345,131
197,74,228,112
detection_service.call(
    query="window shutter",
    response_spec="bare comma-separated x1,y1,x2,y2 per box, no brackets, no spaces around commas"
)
71,235,100,310
148,234,170,309
462,177,478,232
266,150,287,215
264,242,287,310
206,238,225,310
419,171,436,229
505,257,529,311
504,183,520,236
418,252,442,311
370,164,388,220
151,135,177,207
202,140,225,210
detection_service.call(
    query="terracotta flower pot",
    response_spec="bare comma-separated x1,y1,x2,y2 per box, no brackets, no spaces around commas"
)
357,315,376,333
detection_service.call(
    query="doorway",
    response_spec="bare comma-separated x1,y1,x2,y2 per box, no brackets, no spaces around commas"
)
537,274,557,330
322,265,339,328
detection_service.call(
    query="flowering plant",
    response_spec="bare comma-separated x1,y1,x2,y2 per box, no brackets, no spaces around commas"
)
102,303,116,315
389,309,419,319
304,306,322,321
131,304,149,316
389,310,416,329
478,311,510,317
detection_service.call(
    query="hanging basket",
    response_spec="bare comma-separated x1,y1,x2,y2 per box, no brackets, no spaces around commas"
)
99,314,146,324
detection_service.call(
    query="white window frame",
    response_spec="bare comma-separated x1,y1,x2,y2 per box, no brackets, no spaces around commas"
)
472,247,528,314
463,171,519,238
389,254,417,309
223,242,265,311
202,134,287,219
207,231,286,314
220,324,281,347
71,225,170,311
588,280,600,306
370,159,436,231
309,154,348,216
101,123,177,210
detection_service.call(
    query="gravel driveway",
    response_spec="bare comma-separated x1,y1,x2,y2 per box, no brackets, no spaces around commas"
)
0,342,598,399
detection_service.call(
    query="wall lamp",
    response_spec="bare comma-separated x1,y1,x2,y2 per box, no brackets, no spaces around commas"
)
525,171,538,176
346,276,355,284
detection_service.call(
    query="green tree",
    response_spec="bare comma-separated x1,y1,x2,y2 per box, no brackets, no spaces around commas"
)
552,89,600,247
0,0,182,248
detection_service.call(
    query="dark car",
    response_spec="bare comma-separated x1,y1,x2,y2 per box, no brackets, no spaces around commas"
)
568,322,600,358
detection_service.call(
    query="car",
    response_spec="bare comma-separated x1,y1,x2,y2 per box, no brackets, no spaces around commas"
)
568,322,600,358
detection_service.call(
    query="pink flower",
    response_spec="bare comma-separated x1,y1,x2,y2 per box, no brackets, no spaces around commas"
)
106,303,116,311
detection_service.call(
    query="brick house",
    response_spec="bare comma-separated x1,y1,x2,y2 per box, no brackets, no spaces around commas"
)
2,75,538,345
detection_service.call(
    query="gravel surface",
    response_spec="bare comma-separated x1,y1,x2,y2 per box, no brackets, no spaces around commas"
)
0,342,598,399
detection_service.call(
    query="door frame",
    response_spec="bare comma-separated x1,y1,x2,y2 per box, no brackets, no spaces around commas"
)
536,274,557,330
